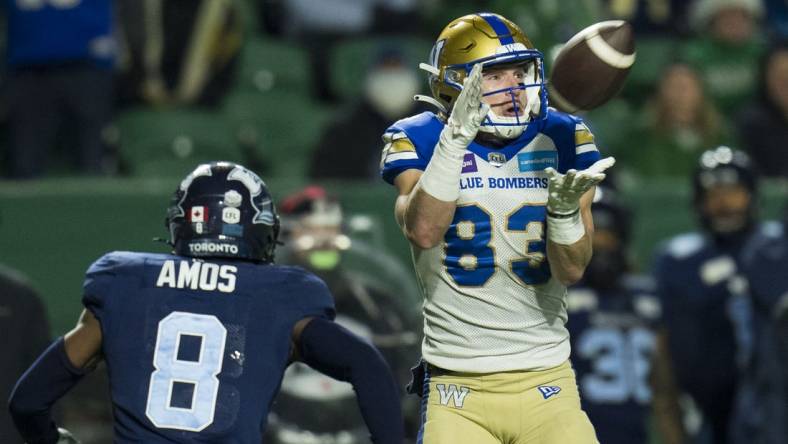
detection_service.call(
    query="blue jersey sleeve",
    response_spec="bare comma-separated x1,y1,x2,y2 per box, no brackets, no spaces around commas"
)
379,112,443,184
541,110,602,173
285,269,336,321
82,252,122,320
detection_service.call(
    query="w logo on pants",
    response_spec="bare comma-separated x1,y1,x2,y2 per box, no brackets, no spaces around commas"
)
436,384,470,408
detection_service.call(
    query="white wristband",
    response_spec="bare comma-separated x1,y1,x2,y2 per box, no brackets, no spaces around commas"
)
418,133,465,202
547,211,585,245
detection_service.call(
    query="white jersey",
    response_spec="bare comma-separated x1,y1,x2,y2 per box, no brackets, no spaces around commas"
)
381,110,601,373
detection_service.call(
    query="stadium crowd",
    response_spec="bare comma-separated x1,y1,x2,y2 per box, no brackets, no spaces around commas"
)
0,0,787,443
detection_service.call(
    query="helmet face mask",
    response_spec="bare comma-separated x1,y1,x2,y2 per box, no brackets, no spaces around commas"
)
423,13,547,139
166,162,280,263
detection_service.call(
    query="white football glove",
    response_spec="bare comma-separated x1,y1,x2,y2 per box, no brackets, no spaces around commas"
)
56,427,81,444
440,63,491,150
545,157,616,215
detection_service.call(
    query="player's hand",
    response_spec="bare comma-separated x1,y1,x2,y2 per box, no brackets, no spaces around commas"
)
56,427,81,444
545,157,616,215
441,63,490,150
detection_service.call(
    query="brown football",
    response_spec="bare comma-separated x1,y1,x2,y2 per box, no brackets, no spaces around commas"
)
548,20,636,113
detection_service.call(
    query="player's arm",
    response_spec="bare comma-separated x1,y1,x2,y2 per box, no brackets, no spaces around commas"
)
9,309,102,444
544,157,615,285
291,317,404,444
650,328,686,444
393,64,489,249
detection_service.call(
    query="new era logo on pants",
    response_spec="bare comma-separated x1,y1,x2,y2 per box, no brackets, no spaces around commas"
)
538,385,561,399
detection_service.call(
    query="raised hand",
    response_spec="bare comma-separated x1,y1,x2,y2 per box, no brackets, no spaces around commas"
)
442,63,491,149
545,157,616,216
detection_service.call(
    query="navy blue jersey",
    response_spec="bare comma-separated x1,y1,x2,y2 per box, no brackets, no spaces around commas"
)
5,0,114,68
566,276,660,444
82,251,335,443
732,222,788,443
651,231,753,411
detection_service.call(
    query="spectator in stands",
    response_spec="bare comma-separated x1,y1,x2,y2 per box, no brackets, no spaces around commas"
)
736,41,788,177
262,0,421,103
308,48,423,180
114,0,242,108
489,0,601,50
0,264,51,443
682,0,767,115
3,0,116,178
267,186,422,443
617,62,729,178
602,0,693,36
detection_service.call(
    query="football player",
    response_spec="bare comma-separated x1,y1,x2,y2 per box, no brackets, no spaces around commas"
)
8,162,403,443
379,12,614,443
565,186,660,444
731,206,788,443
652,146,763,443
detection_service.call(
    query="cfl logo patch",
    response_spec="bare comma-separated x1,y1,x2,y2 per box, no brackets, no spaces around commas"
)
538,385,561,399
436,384,470,408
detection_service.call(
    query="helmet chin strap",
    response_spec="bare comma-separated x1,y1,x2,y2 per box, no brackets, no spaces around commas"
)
478,121,526,139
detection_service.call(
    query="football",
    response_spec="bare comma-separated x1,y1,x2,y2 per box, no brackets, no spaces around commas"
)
548,20,636,113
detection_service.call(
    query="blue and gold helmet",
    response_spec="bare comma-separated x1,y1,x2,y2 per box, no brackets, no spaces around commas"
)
166,161,280,263
420,12,547,139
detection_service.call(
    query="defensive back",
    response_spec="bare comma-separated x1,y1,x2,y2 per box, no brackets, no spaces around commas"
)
82,251,334,443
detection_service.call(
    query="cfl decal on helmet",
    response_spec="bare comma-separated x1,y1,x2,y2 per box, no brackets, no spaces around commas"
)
222,207,240,224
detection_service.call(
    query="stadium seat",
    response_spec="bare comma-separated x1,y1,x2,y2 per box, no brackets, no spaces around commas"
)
329,36,432,100
235,36,311,94
621,36,679,104
115,107,244,178
222,88,331,180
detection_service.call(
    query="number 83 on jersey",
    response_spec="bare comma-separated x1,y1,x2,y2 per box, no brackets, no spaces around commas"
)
444,203,550,287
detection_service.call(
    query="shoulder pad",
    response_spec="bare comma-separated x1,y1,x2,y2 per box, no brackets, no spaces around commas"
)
662,232,706,260
387,111,440,133
758,221,784,238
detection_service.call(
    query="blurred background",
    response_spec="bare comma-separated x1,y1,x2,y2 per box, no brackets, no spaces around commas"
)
0,0,787,443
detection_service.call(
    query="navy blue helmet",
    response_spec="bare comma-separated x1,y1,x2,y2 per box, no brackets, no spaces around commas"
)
166,161,280,262
692,146,758,237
